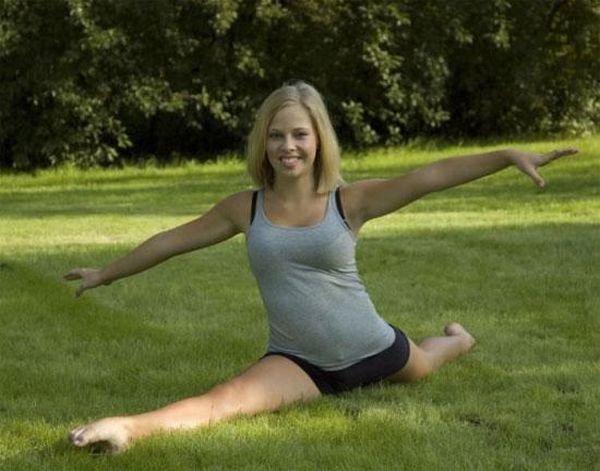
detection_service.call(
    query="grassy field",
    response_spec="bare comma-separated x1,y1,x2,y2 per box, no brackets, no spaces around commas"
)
1,137,598,470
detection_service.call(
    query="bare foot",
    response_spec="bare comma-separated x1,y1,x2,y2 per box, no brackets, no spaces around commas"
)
444,322,476,353
69,416,134,454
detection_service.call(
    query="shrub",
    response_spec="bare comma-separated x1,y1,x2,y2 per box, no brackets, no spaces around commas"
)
0,0,598,169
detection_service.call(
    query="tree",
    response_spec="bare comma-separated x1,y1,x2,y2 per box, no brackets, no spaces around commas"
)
0,0,598,169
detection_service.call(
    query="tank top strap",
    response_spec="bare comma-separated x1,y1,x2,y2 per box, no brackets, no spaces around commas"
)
250,190,259,225
248,189,264,227
256,189,266,220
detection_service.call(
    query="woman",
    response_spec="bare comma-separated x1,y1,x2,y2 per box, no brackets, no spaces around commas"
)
65,81,577,453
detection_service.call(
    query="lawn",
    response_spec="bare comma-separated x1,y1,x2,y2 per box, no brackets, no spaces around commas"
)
1,137,598,470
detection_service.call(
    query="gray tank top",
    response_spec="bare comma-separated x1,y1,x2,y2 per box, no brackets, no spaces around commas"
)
246,189,395,371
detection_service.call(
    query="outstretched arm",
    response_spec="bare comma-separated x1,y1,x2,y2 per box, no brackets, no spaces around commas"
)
342,147,578,230
64,191,252,297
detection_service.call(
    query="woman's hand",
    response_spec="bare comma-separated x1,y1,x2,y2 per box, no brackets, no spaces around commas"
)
509,148,578,187
64,268,109,298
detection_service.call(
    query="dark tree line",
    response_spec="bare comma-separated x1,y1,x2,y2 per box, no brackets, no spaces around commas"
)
1,0,598,169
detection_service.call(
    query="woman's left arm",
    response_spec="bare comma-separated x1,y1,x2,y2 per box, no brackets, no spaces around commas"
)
343,147,578,229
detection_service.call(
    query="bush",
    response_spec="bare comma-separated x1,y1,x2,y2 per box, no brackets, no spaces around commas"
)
0,0,598,169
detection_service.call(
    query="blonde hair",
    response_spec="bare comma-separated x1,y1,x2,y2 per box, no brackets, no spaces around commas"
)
247,81,342,193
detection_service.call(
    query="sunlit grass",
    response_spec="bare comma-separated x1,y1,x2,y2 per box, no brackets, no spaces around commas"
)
0,135,598,469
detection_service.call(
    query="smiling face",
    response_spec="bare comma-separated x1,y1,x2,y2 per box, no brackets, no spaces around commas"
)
266,104,319,187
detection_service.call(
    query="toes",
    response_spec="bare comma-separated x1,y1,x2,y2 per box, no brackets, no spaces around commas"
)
69,424,98,448
444,323,476,351
68,418,130,453
444,322,464,336
69,426,88,447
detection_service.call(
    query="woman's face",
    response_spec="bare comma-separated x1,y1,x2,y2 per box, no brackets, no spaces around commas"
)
266,105,319,185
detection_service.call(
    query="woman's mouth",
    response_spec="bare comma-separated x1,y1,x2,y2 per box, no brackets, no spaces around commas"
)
280,156,301,168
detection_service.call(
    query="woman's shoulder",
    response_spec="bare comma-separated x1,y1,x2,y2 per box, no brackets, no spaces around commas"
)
338,179,389,203
336,179,387,233
216,189,261,233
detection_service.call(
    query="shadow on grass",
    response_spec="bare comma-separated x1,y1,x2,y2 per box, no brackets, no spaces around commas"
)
1,221,598,468
0,163,247,188
0,174,250,218
1,153,596,219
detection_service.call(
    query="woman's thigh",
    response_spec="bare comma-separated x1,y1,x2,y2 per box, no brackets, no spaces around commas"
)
212,355,322,416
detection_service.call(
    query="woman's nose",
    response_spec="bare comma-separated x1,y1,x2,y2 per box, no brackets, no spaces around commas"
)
283,135,295,151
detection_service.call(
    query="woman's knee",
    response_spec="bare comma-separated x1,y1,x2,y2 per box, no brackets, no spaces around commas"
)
387,342,435,383
208,376,271,417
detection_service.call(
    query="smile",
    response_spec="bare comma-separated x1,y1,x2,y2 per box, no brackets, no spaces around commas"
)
280,156,301,167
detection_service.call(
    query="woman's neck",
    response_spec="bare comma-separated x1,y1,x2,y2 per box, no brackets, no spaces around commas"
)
271,176,317,201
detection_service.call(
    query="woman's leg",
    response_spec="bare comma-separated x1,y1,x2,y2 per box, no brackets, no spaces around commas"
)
70,355,321,453
387,323,476,383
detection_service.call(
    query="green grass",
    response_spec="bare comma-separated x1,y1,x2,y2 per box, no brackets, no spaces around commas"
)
1,136,599,470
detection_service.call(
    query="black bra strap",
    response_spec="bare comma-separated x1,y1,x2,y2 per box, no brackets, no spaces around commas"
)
335,187,352,230
250,191,258,225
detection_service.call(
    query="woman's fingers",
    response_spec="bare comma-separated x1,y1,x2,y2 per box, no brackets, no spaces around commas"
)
542,147,578,165
528,167,545,187
75,284,87,298
520,147,578,187
63,269,84,280
64,268,99,297
554,147,578,157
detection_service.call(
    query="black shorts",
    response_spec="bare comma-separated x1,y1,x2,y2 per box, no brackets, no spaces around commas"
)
262,325,411,395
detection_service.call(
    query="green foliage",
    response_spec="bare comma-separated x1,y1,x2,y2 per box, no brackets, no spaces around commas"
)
443,0,600,138
0,0,598,169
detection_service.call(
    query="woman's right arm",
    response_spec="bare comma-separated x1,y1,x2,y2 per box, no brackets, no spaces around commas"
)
64,191,253,297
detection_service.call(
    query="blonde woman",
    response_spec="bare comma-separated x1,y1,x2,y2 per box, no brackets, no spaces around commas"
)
65,80,577,453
